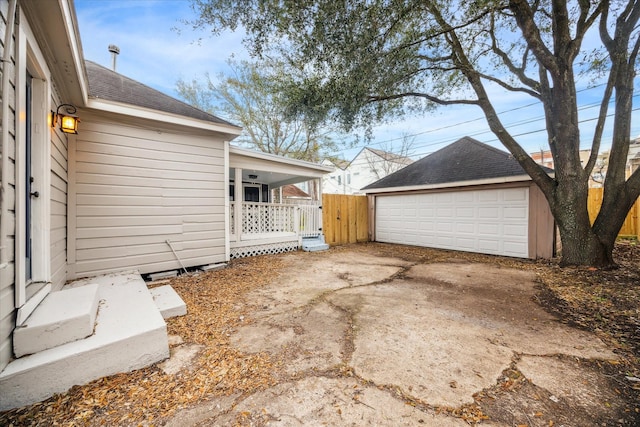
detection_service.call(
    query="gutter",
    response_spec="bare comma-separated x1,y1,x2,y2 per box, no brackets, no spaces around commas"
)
363,174,537,195
0,0,18,270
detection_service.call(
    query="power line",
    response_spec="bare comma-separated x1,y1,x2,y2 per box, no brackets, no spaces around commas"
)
329,80,613,156
339,106,640,169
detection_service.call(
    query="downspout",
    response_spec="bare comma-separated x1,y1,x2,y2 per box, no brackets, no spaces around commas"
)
0,0,18,271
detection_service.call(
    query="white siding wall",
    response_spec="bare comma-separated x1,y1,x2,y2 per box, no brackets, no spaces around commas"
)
0,0,16,372
50,100,68,290
68,113,227,279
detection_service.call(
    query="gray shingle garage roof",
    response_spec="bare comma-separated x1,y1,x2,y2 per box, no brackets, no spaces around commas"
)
363,137,549,190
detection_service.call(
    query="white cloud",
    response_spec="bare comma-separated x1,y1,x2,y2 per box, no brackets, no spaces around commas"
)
75,0,249,97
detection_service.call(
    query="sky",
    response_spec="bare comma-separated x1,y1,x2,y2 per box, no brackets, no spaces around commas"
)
74,0,639,162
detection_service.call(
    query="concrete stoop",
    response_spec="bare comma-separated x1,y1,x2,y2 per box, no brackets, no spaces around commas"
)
150,285,187,319
0,271,172,411
302,235,330,252
13,284,100,358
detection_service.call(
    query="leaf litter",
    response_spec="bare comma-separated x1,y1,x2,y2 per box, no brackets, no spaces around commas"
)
1,242,638,426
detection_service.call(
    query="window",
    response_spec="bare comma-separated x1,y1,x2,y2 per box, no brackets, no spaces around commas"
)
244,185,260,202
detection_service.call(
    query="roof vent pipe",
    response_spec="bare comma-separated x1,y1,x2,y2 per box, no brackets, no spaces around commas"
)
108,44,120,71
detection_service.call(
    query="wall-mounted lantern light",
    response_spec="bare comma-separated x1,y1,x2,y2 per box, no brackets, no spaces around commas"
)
51,103,80,134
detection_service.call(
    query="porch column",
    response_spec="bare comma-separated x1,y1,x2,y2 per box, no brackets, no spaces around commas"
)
317,178,323,234
234,168,242,242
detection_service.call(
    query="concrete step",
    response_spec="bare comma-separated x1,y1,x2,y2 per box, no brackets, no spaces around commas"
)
149,285,187,319
302,235,330,252
13,284,100,358
0,271,169,411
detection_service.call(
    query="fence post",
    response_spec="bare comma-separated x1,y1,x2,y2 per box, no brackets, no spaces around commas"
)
295,206,301,246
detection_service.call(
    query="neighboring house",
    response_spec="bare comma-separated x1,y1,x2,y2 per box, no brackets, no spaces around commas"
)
0,0,330,409
626,137,640,176
364,137,555,260
323,147,413,194
531,142,640,187
321,158,350,193
279,184,312,202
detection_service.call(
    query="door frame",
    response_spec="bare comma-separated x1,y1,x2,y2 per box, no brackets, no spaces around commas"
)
15,10,52,325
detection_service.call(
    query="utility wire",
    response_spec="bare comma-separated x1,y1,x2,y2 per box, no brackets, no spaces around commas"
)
339,108,640,169
329,80,614,156
339,94,640,169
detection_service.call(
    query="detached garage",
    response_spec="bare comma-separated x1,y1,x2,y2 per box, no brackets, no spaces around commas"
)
363,137,555,259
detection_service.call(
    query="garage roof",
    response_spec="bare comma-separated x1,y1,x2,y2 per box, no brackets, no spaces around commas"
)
363,137,550,191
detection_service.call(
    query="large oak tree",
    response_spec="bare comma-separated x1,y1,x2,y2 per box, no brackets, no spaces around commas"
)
190,0,640,267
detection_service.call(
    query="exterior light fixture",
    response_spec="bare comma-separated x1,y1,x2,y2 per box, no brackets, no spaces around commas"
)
51,103,79,134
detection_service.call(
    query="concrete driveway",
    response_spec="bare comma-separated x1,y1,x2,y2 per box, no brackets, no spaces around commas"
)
168,247,620,426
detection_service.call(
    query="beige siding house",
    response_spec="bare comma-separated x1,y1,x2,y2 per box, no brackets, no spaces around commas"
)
69,111,229,279
0,0,331,410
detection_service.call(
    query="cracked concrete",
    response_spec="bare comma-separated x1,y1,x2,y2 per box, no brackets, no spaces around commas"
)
168,248,620,426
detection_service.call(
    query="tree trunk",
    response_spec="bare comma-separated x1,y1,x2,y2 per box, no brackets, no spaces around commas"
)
556,224,614,267
549,179,617,267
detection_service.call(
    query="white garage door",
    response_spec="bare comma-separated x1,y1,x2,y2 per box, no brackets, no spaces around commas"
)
375,187,529,258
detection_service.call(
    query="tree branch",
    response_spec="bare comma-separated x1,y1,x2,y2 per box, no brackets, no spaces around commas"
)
476,71,541,98
367,92,480,105
509,0,559,74
488,12,541,91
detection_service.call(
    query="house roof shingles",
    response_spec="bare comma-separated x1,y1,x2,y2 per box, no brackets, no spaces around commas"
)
84,60,237,127
282,184,310,198
366,147,414,166
363,137,546,190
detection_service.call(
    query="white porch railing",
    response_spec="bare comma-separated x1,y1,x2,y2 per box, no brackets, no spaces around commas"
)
230,202,322,239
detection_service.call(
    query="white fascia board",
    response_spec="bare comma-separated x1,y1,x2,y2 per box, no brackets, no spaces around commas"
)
86,98,243,136
229,145,334,173
61,0,89,103
363,174,536,194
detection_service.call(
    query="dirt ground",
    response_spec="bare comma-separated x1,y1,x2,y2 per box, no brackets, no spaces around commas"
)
1,242,639,426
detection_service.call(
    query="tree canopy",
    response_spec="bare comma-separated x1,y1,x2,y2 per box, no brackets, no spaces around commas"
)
177,59,346,162
189,0,640,267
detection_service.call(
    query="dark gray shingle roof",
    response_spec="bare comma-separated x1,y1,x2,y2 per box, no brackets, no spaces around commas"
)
85,60,238,128
363,137,545,190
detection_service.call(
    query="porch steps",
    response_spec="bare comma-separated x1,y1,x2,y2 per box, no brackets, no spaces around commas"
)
149,285,187,319
13,284,100,358
302,235,330,252
0,271,170,411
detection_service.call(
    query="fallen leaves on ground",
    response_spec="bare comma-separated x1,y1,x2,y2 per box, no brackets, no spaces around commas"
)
1,241,638,426
0,255,286,426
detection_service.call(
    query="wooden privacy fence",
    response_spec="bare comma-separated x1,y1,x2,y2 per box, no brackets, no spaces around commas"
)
588,188,640,238
322,194,369,245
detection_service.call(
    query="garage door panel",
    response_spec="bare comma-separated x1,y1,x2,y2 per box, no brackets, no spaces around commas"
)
375,188,529,258
456,222,476,234
478,207,500,218
455,192,475,202
504,206,527,219
478,223,500,235
419,207,435,217
456,207,474,218
456,237,476,250
504,188,527,201
437,207,454,217
435,193,453,202
504,224,527,236
478,191,499,202
478,239,500,252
